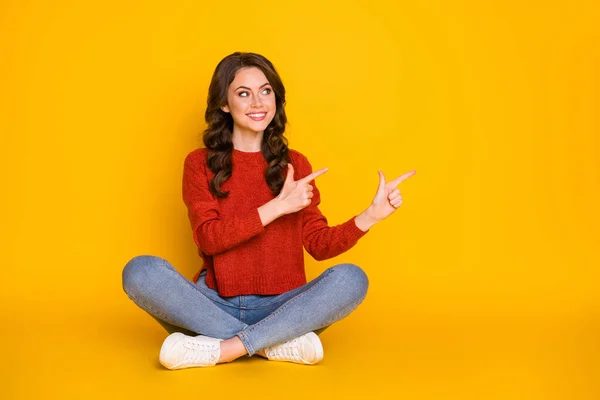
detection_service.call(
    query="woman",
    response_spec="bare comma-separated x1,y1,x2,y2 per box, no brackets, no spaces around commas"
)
122,51,415,369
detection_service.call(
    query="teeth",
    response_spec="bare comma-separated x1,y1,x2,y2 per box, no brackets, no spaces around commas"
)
248,113,266,117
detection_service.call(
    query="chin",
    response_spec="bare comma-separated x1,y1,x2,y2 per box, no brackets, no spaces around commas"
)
251,120,273,130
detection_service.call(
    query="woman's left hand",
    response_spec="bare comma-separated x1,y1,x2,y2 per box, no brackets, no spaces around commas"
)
367,169,416,222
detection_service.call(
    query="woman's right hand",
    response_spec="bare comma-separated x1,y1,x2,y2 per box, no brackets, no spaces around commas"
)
276,163,329,215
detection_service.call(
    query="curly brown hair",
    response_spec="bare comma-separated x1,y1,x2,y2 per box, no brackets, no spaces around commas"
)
202,52,291,199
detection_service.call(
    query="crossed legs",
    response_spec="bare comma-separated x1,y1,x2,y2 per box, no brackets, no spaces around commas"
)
122,255,369,365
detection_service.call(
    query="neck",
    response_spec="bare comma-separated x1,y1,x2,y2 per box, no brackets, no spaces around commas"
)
232,126,263,152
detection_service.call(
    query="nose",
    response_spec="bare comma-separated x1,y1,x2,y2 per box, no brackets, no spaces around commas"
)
251,95,263,108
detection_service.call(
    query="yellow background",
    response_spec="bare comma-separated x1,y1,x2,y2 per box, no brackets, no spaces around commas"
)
2,0,599,398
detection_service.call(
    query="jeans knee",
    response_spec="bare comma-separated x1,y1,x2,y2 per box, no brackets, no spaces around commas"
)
122,255,166,297
331,263,369,302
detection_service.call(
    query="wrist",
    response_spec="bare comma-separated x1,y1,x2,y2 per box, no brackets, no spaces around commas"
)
354,206,379,232
258,199,285,226
270,198,286,218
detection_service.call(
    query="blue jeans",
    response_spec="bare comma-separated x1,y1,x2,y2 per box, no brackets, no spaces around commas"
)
122,255,369,356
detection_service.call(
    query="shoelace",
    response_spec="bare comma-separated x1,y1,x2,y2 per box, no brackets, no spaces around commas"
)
181,337,220,364
266,337,304,362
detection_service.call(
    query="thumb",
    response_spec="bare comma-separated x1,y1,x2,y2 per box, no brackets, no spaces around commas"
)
285,163,294,183
376,170,386,198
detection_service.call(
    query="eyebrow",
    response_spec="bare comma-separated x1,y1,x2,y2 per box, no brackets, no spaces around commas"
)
235,83,271,91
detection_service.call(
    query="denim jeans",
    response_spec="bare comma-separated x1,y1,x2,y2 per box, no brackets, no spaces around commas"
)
122,255,369,356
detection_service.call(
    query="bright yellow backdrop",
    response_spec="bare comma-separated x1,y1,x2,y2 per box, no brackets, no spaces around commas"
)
2,0,599,399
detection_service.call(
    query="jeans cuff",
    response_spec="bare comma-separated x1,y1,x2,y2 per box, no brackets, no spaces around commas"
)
236,331,256,356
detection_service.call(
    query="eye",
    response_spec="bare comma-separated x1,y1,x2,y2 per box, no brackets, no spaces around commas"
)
238,88,272,97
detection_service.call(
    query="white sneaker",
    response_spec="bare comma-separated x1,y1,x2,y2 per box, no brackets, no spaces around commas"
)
159,332,223,369
263,332,324,365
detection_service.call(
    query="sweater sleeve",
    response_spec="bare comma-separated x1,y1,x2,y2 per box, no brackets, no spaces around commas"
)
182,151,265,256
298,154,369,261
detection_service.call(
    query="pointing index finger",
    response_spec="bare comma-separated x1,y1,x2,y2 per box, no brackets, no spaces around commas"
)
300,167,329,183
388,170,416,187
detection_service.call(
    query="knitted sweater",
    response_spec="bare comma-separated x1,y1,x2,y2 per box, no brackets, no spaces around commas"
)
182,147,369,296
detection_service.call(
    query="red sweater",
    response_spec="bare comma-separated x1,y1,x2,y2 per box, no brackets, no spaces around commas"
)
182,147,369,296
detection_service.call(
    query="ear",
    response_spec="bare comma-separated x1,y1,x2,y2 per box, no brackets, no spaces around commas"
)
221,104,230,113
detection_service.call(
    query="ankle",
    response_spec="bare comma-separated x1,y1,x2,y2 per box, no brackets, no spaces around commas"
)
217,337,248,363
217,343,233,363
256,349,267,358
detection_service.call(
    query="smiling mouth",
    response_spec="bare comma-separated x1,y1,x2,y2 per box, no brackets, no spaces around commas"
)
247,112,267,120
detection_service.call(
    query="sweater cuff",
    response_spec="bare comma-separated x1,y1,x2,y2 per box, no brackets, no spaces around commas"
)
242,207,266,236
347,215,370,242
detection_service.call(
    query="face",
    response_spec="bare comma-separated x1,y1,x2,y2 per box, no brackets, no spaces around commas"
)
221,67,276,135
